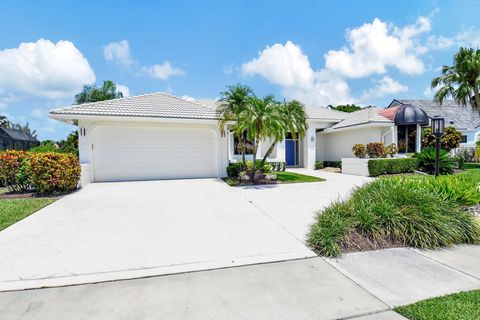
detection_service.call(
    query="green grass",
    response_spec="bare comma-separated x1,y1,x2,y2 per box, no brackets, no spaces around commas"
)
275,171,325,183
395,290,480,320
307,176,480,257
223,171,324,186
0,198,56,231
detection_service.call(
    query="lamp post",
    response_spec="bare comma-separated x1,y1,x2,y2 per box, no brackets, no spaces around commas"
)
431,116,445,177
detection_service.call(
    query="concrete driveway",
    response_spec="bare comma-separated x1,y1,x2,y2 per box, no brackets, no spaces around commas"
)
0,171,369,291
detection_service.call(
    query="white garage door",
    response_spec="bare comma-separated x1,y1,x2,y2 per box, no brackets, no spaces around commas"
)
92,125,218,182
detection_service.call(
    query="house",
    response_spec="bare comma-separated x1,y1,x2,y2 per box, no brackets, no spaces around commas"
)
49,92,431,183
0,127,39,150
388,99,480,147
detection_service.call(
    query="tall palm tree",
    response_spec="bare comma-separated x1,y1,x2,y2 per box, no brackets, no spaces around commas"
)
74,80,125,104
234,95,282,176
260,100,308,165
217,84,254,166
431,47,480,110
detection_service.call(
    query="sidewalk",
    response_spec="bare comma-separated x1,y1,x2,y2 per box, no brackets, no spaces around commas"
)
1,246,479,320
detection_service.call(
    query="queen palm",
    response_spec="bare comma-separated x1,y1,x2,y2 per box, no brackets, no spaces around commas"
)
260,100,308,166
431,47,480,110
217,84,254,166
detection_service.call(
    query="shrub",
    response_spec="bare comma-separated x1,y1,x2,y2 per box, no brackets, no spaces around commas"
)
476,139,480,161
307,177,480,257
0,151,31,192
268,162,286,172
386,143,398,158
421,171,480,206
314,161,324,169
262,164,272,173
368,158,418,177
30,141,60,153
323,161,342,168
226,162,244,178
366,142,386,158
352,144,366,158
422,126,462,151
416,147,455,175
0,151,80,193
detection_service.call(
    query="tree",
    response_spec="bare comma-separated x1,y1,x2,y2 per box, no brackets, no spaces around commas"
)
0,115,10,128
11,122,37,139
421,126,462,151
58,131,79,155
75,80,124,104
217,84,255,166
329,104,362,113
431,47,480,110
261,100,308,165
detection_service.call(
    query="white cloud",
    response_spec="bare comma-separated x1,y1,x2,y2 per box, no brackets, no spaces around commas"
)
116,84,130,97
241,41,351,106
30,108,46,119
181,95,195,101
104,40,134,69
427,28,480,50
360,76,408,101
142,61,184,80
104,40,184,80
0,39,95,99
324,16,430,78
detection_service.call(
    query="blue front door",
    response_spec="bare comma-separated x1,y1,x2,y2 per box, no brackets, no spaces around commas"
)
285,140,296,166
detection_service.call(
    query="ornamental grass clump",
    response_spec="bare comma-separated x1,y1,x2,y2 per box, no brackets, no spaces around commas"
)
307,177,480,258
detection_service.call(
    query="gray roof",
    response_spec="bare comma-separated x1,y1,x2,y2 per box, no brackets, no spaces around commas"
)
0,127,38,142
328,107,392,130
391,99,480,131
50,92,347,122
50,92,218,120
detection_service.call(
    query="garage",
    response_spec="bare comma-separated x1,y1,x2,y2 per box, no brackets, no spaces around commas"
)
92,125,219,182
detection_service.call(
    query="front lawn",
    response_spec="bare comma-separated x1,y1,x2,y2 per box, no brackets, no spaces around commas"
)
223,171,324,186
395,290,480,320
0,198,56,231
307,173,480,257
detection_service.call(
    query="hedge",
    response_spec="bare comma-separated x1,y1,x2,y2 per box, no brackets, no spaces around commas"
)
368,158,418,177
323,161,342,168
0,150,81,193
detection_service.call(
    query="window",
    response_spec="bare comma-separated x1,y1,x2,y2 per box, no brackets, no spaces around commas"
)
461,135,468,143
233,132,255,155
397,125,417,153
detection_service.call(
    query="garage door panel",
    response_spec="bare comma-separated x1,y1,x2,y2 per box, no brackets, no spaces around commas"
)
93,126,218,182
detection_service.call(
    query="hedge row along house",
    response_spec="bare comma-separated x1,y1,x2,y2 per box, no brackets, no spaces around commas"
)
0,126,39,151
48,93,480,183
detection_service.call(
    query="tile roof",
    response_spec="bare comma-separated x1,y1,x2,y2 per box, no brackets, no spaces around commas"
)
50,92,348,122
393,99,480,131
328,107,392,130
49,92,218,120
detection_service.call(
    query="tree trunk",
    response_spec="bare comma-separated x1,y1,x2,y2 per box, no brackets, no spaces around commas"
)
241,135,246,168
251,138,259,182
261,141,278,166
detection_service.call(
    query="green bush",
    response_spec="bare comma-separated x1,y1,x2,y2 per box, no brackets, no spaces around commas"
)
226,162,244,178
314,161,324,169
368,158,418,177
422,126,462,151
268,161,286,172
307,177,480,257
262,164,272,173
386,143,398,158
0,150,80,193
323,161,342,168
416,147,455,175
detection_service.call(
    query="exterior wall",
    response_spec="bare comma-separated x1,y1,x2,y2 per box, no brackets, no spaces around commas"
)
227,134,286,163
319,126,392,161
77,119,229,182
461,130,478,146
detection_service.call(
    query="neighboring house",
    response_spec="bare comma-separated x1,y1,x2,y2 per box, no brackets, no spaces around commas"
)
388,99,480,147
48,92,430,183
0,127,39,150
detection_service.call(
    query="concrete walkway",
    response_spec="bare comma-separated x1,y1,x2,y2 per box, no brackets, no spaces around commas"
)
2,245,478,320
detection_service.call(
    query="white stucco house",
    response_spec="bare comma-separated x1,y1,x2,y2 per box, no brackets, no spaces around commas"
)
49,92,452,183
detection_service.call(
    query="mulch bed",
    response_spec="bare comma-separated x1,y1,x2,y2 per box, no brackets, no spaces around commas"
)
0,190,72,200
0,192,36,199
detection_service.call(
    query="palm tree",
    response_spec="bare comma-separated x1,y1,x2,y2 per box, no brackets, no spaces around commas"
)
217,84,254,166
431,47,480,110
260,100,308,165
234,95,282,178
74,80,124,104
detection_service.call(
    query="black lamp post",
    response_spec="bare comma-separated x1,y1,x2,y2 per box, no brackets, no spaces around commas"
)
431,116,445,177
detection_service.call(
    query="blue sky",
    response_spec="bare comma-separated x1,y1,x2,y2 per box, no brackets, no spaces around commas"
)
1,0,479,140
